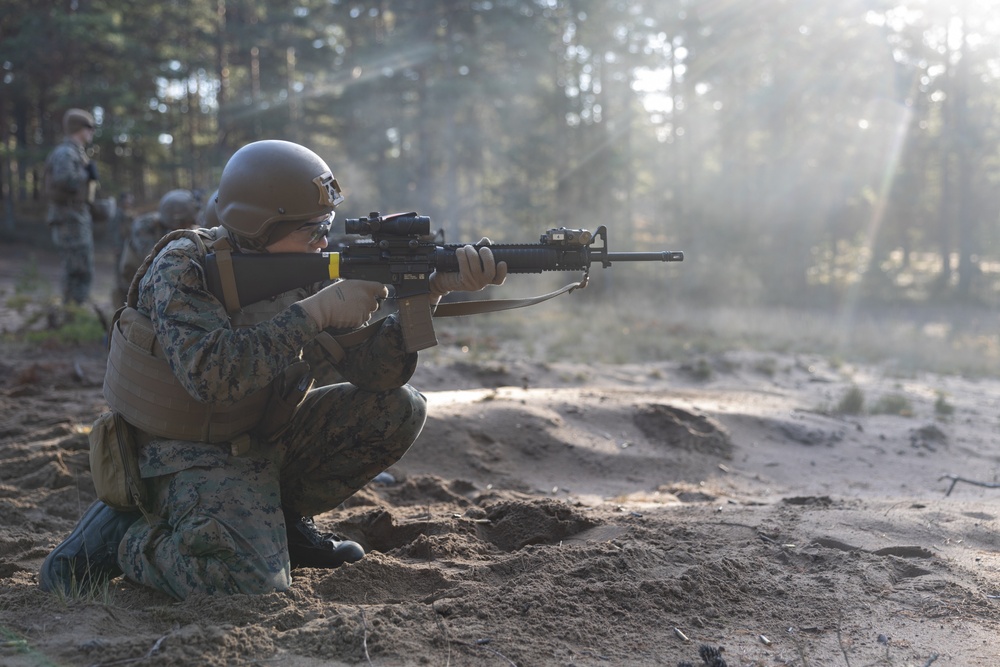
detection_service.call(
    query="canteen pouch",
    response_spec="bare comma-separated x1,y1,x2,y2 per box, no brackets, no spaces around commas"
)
89,411,148,512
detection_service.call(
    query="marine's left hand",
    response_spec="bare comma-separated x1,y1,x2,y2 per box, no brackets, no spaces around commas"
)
429,238,508,301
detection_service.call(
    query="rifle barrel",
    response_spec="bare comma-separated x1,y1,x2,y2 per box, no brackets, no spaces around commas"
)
433,246,683,273
603,251,684,262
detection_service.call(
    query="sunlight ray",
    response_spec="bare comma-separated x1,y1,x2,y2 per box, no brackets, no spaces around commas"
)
835,101,913,350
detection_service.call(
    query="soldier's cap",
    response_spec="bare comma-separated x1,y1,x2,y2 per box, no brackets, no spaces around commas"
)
63,108,96,134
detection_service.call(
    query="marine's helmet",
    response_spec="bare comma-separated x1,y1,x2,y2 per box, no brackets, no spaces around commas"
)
216,140,344,250
63,108,96,134
158,189,200,230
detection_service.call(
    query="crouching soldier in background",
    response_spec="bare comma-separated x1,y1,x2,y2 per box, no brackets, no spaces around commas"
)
114,189,200,307
39,140,507,600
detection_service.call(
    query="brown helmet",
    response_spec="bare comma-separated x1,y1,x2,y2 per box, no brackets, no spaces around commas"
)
217,140,344,249
158,189,200,230
63,108,96,134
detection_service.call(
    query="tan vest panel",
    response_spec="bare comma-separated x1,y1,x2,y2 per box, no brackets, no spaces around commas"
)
103,228,297,443
104,307,273,442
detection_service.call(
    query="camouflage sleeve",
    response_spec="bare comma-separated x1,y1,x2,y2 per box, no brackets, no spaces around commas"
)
48,144,88,198
300,339,344,386
118,242,142,296
119,215,156,290
324,314,419,391
140,240,322,405
129,214,164,257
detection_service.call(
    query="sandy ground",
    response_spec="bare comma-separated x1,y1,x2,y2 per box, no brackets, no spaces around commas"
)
1,239,1000,666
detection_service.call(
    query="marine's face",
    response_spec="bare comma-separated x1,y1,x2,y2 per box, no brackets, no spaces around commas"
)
264,213,332,254
72,126,95,147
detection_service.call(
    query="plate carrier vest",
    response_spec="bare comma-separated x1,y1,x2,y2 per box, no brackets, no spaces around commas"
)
103,227,294,443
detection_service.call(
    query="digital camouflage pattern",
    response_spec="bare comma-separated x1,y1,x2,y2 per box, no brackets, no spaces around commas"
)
44,139,94,304
117,227,426,599
117,211,173,299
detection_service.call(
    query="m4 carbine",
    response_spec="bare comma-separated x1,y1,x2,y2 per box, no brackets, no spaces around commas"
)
206,211,683,352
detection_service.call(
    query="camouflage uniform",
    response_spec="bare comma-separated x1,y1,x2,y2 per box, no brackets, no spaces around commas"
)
117,227,427,599
117,212,170,299
44,138,94,304
109,195,135,307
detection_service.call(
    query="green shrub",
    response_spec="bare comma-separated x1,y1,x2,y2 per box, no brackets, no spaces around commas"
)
934,392,955,418
870,392,913,416
835,385,865,415
20,304,105,345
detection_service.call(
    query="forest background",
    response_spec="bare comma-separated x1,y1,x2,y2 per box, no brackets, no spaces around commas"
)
2,0,1000,371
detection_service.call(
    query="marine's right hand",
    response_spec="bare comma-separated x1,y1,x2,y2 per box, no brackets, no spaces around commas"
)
299,279,388,330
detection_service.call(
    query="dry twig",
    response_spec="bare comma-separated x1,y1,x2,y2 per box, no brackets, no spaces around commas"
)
89,634,167,667
434,614,451,667
478,644,518,666
836,610,851,667
358,608,372,666
939,474,1000,496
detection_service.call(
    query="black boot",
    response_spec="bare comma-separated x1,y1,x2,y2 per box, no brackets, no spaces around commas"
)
284,508,365,569
39,500,142,595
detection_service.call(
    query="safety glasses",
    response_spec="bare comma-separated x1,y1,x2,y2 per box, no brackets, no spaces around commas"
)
298,214,333,245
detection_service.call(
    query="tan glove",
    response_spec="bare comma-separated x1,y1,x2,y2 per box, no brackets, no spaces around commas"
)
299,279,388,330
429,238,508,301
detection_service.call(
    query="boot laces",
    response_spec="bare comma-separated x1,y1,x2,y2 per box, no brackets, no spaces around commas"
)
295,515,338,546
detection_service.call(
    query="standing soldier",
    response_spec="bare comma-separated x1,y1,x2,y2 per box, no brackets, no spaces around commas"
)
44,108,100,306
116,189,200,305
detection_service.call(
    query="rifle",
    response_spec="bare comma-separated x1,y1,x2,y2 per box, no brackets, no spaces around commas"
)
205,211,683,352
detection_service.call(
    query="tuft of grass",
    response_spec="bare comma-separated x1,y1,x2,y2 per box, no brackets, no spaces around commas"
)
870,392,913,416
934,391,955,419
14,254,47,295
0,627,30,655
835,385,865,415
47,566,124,607
5,292,38,312
753,357,777,377
681,357,713,381
17,303,106,345
6,255,54,313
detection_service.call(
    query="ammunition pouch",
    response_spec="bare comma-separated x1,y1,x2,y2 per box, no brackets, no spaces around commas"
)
89,411,147,512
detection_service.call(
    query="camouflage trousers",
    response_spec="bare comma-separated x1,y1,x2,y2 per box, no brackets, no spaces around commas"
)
119,383,427,600
50,216,94,305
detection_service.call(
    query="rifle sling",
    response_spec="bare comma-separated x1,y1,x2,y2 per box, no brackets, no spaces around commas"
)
319,277,586,362
431,277,587,318
209,236,244,315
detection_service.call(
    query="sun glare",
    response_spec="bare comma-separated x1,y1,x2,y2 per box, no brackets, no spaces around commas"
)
632,67,675,113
